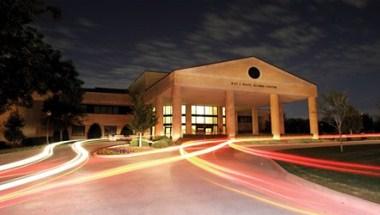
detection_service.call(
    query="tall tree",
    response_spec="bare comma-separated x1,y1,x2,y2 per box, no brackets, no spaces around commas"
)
361,113,374,132
343,105,362,134
4,111,25,146
128,93,156,147
320,91,350,152
42,89,84,141
0,0,82,114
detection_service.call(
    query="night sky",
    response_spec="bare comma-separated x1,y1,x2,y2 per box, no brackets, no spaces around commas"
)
38,0,380,117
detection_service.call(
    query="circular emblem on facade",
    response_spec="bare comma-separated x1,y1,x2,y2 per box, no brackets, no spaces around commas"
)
248,67,260,79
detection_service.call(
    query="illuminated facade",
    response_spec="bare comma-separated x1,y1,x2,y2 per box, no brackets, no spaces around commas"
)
135,57,319,140
0,57,319,141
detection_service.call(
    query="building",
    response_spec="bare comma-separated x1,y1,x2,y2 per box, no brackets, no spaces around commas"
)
0,57,319,142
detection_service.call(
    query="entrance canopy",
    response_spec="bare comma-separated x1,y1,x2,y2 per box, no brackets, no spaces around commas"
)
138,57,319,140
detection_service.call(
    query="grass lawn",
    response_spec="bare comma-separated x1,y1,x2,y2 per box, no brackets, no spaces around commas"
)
277,144,380,203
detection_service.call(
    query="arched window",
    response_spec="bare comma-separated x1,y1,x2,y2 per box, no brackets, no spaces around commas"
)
87,123,102,139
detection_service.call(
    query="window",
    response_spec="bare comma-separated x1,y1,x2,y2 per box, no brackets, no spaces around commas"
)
248,67,261,79
164,116,172,124
181,105,186,115
83,104,132,114
163,106,172,115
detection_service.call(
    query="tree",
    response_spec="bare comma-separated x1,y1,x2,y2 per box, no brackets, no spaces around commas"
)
42,87,84,141
320,91,350,152
361,113,374,132
128,93,156,147
4,111,25,146
0,0,82,113
343,105,362,134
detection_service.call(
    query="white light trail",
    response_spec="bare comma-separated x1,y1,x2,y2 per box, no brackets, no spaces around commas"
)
0,139,97,191
96,139,228,159
0,140,78,172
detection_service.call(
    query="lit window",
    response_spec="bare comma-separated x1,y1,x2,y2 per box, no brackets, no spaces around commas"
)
196,106,204,115
181,125,186,134
181,105,186,115
213,107,218,115
191,125,196,134
205,106,213,115
213,117,218,124
192,117,196,123
205,117,213,124
164,116,172,124
191,105,196,114
163,106,172,115
196,116,204,124
213,126,218,134
181,116,186,124
222,107,226,116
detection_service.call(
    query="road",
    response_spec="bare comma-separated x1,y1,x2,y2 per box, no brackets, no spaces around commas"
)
0,139,379,215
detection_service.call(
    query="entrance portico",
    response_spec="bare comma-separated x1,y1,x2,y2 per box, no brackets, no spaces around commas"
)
143,57,319,140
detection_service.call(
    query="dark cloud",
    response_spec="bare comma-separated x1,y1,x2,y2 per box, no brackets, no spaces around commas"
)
38,0,380,116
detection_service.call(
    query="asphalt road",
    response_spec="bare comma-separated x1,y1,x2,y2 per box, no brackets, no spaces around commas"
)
0,140,379,215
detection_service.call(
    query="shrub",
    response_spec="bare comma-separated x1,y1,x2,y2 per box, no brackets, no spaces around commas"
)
22,137,48,147
0,141,10,150
4,111,25,146
152,136,173,148
129,138,150,147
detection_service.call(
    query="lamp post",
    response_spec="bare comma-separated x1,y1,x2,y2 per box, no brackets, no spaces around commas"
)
46,111,52,144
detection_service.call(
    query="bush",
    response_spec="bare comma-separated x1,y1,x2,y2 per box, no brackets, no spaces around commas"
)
129,138,150,147
152,136,173,148
4,111,25,146
0,141,10,150
22,137,48,147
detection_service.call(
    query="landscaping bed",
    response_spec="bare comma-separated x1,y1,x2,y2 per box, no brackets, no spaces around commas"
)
96,136,173,155
277,144,380,203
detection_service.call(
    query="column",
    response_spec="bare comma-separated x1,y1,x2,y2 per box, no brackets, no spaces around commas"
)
186,104,192,134
155,96,163,136
270,94,281,140
251,107,259,135
279,104,285,135
308,96,319,139
217,106,223,134
172,85,181,140
225,90,236,138
84,125,89,139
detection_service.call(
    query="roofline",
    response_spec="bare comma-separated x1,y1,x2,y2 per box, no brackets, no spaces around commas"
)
129,70,168,89
83,87,129,94
171,56,317,86
143,72,171,92
144,56,317,93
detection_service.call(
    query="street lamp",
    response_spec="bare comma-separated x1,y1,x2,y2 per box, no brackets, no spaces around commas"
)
46,111,52,144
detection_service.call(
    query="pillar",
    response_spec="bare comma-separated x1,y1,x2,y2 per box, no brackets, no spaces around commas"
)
251,107,259,135
270,94,281,140
186,104,192,134
172,85,181,140
308,96,319,139
225,90,236,138
217,106,223,134
279,104,285,135
155,96,163,136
